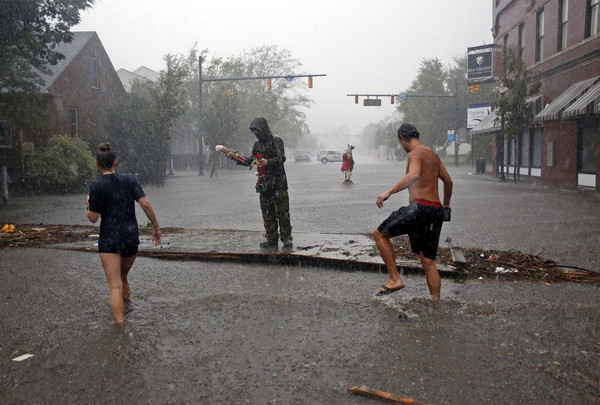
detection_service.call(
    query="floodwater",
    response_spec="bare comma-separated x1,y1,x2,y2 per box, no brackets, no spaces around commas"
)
1,159,599,404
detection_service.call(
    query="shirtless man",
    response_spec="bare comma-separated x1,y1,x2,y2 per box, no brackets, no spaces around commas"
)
373,123,453,299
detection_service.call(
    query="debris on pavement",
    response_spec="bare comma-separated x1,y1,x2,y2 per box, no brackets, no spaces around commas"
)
348,385,432,404
1,224,598,284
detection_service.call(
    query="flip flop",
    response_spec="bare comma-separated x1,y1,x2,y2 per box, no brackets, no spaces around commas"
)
375,285,405,296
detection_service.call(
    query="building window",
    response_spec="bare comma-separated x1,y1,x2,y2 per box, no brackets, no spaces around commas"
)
0,121,11,147
520,129,530,167
558,0,569,51
518,23,525,59
69,107,78,137
532,128,542,167
536,9,545,62
91,57,99,89
586,0,599,38
578,127,597,174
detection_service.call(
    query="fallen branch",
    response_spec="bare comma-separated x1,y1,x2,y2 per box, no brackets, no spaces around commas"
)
348,385,433,404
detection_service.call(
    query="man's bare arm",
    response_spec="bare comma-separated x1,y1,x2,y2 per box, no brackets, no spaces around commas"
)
439,162,453,207
376,153,422,208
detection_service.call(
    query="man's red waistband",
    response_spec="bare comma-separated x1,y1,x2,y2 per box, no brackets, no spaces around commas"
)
413,198,442,208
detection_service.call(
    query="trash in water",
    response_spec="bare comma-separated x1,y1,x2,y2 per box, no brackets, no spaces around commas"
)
495,267,518,274
12,353,33,362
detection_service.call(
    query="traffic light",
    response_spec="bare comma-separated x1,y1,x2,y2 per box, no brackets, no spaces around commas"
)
469,84,481,93
354,94,358,104
391,94,395,104
226,89,234,99
267,78,272,90
308,75,313,88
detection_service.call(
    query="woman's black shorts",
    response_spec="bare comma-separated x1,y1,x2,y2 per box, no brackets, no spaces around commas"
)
98,232,140,257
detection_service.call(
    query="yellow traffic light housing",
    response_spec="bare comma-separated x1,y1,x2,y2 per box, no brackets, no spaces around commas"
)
391,94,395,104
308,75,313,88
267,78,272,90
354,94,358,104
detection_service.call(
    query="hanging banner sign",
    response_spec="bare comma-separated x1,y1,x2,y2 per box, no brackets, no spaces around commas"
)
467,103,493,129
467,45,494,82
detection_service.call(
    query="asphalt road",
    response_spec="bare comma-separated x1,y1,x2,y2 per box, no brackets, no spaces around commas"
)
0,158,599,404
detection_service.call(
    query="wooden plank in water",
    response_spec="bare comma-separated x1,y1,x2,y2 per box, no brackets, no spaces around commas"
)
347,385,433,404
450,246,466,264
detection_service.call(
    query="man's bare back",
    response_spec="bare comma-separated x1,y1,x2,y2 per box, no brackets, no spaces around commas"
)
406,144,451,206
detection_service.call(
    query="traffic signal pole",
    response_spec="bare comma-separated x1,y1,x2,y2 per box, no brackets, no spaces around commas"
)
198,56,326,108
349,80,461,166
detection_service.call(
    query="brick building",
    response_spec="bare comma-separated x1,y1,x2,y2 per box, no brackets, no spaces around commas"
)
479,0,599,190
0,32,125,180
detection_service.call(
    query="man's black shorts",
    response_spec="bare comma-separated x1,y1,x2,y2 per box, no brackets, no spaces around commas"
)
377,202,444,260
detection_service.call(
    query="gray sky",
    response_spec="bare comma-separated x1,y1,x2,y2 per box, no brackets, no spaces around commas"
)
75,0,493,136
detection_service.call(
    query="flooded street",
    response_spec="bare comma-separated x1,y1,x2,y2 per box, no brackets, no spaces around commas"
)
1,161,599,404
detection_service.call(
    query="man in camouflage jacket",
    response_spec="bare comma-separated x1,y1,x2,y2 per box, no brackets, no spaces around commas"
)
238,117,292,248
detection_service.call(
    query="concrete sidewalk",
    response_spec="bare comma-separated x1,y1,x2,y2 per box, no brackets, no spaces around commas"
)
54,228,459,275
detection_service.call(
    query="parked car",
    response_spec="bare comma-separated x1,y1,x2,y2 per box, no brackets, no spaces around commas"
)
294,150,311,163
317,150,342,164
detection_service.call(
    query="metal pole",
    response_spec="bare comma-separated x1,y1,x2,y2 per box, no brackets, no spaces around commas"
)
198,55,203,109
2,166,8,205
198,55,204,175
454,78,459,167
498,112,506,181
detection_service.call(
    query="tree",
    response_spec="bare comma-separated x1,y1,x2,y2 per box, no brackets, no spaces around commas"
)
105,54,189,185
396,58,453,150
25,134,96,193
0,0,95,92
394,56,492,157
197,46,313,157
494,46,540,182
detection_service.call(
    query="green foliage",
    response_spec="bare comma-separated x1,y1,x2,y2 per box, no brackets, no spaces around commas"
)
396,58,453,149
195,46,312,154
0,91,47,136
0,0,95,92
105,54,189,185
391,56,490,151
494,47,541,143
494,46,541,181
25,135,96,193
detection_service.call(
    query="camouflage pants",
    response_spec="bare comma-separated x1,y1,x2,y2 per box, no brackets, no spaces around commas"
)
259,189,292,242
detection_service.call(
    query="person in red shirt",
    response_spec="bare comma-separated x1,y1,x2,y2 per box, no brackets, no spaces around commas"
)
341,144,355,183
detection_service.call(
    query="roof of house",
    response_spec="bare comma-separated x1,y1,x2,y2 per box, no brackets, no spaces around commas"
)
117,66,160,92
133,66,160,82
35,31,97,92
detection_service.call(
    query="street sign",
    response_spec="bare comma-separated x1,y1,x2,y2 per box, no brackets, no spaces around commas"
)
447,130,455,142
398,92,406,101
363,99,382,106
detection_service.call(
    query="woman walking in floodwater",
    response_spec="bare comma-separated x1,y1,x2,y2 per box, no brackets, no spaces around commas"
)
86,142,161,323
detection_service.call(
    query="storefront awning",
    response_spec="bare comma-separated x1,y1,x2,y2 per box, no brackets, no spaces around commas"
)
535,76,600,121
469,109,498,135
562,79,600,118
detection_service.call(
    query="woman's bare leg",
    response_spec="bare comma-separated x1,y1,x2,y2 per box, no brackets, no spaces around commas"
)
100,253,126,323
120,255,136,303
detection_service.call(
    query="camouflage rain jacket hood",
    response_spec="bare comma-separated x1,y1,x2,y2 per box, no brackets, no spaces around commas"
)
241,117,288,193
